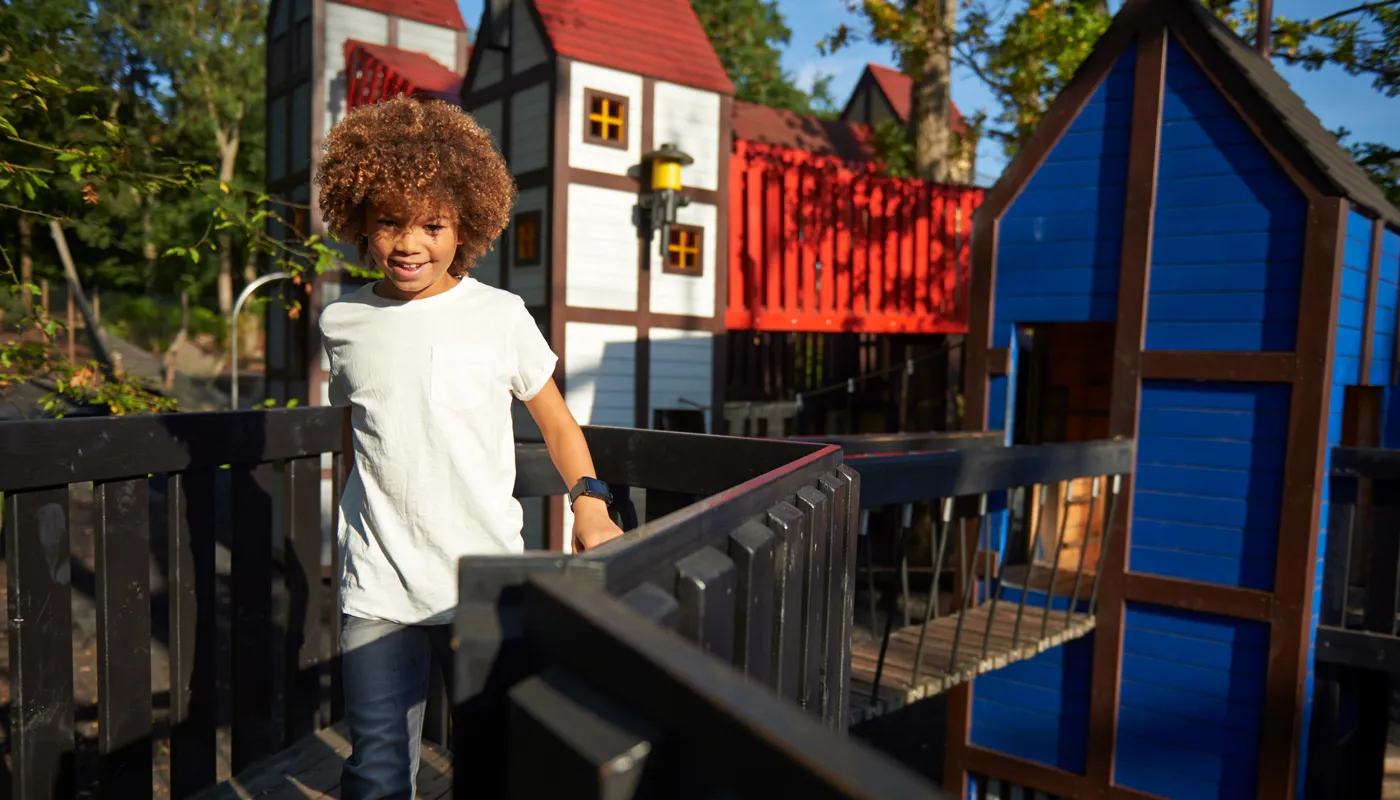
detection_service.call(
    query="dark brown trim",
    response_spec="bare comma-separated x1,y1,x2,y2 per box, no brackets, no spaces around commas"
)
568,167,724,207
1360,216,1384,385
1257,197,1347,800
1161,4,1330,203
1140,350,1296,383
386,14,398,47
308,0,327,233
1087,22,1166,791
567,306,712,332
546,57,570,553
712,94,733,432
455,29,468,74
515,168,549,191
1124,572,1275,622
964,746,1084,799
661,223,705,277
635,78,655,429
499,65,514,294
511,209,543,267
987,347,1010,376
979,0,1159,221
582,87,630,150
462,63,552,108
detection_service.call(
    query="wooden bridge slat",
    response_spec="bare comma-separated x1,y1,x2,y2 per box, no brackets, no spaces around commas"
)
795,485,830,715
766,502,806,701
5,486,76,800
231,462,277,772
1321,473,1357,628
835,465,860,730
284,456,323,744
848,604,1098,722
168,468,220,796
675,546,738,662
94,478,155,799
728,521,777,682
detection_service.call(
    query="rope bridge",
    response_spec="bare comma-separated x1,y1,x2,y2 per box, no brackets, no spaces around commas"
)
835,439,1131,724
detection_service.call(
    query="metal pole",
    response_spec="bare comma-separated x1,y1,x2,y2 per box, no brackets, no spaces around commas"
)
230,271,292,410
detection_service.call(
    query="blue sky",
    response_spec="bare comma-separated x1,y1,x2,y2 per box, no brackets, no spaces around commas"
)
456,0,1397,186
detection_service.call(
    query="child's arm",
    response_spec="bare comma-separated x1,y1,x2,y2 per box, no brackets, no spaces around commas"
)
524,378,625,552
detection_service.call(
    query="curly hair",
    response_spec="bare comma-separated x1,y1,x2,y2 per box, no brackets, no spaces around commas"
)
315,95,516,275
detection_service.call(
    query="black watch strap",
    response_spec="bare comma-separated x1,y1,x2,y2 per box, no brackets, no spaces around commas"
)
568,477,613,509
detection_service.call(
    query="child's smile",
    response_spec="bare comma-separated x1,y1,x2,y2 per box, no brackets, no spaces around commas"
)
365,200,463,301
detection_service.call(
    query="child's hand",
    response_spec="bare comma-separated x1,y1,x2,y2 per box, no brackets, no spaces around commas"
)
571,497,625,553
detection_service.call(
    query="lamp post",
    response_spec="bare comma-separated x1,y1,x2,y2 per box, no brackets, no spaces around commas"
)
230,271,292,410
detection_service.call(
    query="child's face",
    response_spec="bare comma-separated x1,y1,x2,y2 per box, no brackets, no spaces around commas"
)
364,200,462,298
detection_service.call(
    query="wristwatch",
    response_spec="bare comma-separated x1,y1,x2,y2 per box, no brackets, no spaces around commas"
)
568,476,613,510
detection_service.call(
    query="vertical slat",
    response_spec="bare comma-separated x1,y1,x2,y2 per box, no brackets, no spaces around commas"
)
506,668,659,797
674,547,737,663
728,521,776,682
330,450,346,724
795,485,830,715
168,468,219,797
6,486,76,799
914,182,931,316
765,502,806,701
852,177,868,315
782,155,800,314
836,465,860,729
818,472,850,729
800,163,819,313
730,140,748,318
895,181,912,314
868,181,885,315
747,151,767,321
1363,476,1400,634
819,167,836,314
284,456,322,743
835,169,853,314
94,478,154,799
230,462,277,771
764,157,782,313
621,583,681,629
1320,473,1356,627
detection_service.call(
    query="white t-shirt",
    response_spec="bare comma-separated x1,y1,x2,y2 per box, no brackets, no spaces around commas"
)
319,276,558,625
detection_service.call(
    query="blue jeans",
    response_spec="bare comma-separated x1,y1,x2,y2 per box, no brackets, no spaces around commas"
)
339,614,453,800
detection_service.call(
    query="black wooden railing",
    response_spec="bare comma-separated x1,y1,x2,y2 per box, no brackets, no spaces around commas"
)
1308,446,1400,800
0,409,946,798
451,428,948,797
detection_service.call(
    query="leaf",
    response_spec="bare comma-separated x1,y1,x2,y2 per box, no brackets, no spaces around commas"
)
189,249,200,264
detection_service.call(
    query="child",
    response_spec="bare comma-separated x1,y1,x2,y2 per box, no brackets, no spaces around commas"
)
314,95,624,799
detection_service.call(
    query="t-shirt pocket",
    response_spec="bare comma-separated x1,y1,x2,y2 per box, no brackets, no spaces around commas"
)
430,345,496,411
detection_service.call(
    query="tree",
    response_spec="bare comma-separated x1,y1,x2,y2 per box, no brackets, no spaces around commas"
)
822,1,963,182
957,0,1110,158
691,0,835,114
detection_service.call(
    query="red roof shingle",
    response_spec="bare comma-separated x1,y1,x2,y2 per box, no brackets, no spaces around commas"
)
731,101,877,163
865,64,968,134
531,0,733,95
345,40,464,102
334,0,466,31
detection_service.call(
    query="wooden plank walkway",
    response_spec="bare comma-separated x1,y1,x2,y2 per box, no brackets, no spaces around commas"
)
190,723,452,799
849,603,1096,724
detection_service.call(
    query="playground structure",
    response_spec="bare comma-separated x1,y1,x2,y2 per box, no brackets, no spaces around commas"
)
4,0,1400,798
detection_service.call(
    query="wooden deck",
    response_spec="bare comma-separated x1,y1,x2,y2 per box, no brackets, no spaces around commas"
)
850,603,1097,723
190,723,452,799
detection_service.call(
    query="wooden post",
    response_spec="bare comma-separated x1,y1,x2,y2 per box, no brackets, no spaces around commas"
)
1257,0,1273,59
40,279,49,318
92,288,100,325
67,289,75,362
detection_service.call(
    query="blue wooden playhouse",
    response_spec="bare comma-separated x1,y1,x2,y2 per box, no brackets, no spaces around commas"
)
953,1,1400,798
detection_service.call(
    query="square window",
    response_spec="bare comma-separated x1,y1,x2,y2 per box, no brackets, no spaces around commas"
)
513,210,542,266
664,224,704,276
583,88,628,149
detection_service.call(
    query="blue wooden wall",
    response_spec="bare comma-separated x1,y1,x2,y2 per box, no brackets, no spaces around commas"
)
970,28,1372,800
990,42,1136,349
1378,225,1400,447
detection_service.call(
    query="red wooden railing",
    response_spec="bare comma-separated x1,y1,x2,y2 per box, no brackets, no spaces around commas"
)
727,140,982,334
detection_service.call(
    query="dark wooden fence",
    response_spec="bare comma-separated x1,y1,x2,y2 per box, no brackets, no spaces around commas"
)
1308,446,1400,800
0,409,946,799
453,428,948,797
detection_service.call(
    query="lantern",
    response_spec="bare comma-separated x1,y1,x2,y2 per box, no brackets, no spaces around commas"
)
638,143,693,260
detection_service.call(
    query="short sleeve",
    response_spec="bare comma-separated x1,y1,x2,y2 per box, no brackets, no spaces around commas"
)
319,317,351,407
509,303,558,401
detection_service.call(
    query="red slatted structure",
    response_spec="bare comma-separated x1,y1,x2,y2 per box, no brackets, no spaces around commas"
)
344,40,465,112
727,140,982,334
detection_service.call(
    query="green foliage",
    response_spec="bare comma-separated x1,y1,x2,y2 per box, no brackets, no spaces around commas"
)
1337,127,1400,208
690,0,836,114
871,118,917,177
958,0,1110,158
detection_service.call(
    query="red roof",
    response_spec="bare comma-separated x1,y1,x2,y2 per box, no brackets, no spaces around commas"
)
334,0,466,31
865,64,968,134
731,101,877,163
532,0,733,95
344,40,464,105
